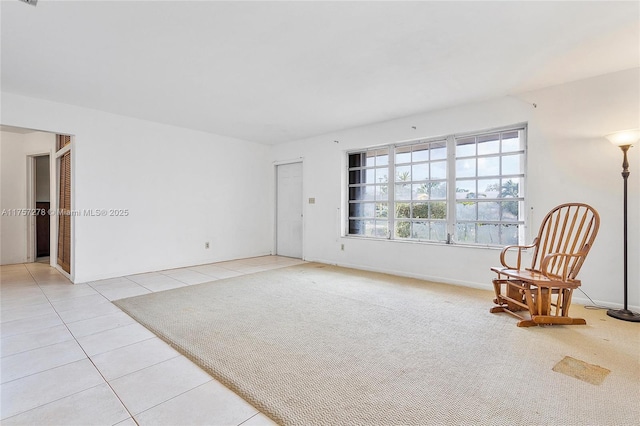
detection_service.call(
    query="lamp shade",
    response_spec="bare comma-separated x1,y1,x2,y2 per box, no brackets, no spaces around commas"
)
605,129,640,147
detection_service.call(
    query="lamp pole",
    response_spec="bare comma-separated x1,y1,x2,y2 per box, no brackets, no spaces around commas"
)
607,142,640,322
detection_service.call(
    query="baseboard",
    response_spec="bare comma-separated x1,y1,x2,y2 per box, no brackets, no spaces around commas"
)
305,257,640,311
571,296,640,312
305,256,493,292
76,251,274,284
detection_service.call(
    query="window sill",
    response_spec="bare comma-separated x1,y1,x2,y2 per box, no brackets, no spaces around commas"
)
342,235,504,250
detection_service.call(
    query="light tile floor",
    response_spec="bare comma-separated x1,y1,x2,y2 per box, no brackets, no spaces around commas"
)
1,255,305,425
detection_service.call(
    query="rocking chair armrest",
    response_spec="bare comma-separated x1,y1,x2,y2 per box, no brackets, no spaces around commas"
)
540,252,586,282
499,239,538,270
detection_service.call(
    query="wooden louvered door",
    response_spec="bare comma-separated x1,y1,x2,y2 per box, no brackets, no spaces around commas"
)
57,135,71,273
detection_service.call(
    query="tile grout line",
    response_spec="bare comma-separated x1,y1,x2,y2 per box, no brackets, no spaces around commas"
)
0,331,76,360
18,265,140,425
236,412,264,426
0,382,130,424
129,378,216,421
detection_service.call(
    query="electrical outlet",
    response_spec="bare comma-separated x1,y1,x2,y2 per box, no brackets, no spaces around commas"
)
341,244,344,251
205,242,210,249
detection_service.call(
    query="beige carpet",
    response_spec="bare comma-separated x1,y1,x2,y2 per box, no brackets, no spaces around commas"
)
114,263,640,425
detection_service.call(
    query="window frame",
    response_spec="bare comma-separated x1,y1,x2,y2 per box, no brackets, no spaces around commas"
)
345,124,527,247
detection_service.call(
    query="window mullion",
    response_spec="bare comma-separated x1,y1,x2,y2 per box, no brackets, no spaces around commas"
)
388,146,395,239
446,135,456,243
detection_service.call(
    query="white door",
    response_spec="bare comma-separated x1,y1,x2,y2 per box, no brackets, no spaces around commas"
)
276,162,303,258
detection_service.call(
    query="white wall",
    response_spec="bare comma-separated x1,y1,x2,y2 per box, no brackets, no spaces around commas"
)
0,130,55,265
35,155,50,202
1,93,273,283
271,68,640,310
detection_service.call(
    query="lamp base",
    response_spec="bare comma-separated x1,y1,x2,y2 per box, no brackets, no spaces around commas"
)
607,309,640,322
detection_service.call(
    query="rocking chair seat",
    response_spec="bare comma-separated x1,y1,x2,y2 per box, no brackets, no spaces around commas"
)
490,266,581,289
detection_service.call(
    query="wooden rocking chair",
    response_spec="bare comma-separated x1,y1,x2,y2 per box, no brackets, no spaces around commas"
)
490,203,600,327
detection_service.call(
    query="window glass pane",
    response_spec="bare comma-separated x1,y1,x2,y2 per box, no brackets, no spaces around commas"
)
430,161,446,179
395,165,411,182
375,149,389,166
478,201,500,221
412,144,430,162
395,203,410,218
477,223,500,245
365,168,375,183
362,203,375,217
375,203,388,219
349,186,362,201
395,220,411,238
499,178,520,198
349,170,364,184
375,168,388,184
413,203,429,219
501,201,519,221
456,137,475,157
478,179,500,198
500,224,520,245
373,220,388,237
430,222,446,241
413,184,428,200
349,219,363,235
430,141,447,160
456,223,476,243
395,184,411,200
502,131,521,152
351,185,376,201
429,201,447,219
457,202,476,220
456,158,475,178
365,151,376,167
348,203,362,218
502,154,523,175
348,153,363,168
429,182,447,200
477,156,499,177
477,134,500,155
363,220,376,237
455,180,475,199
375,185,388,201
412,163,428,181
395,146,411,164
412,221,428,239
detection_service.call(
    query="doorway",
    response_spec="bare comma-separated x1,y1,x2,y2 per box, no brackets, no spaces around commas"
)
0,126,71,279
276,162,303,258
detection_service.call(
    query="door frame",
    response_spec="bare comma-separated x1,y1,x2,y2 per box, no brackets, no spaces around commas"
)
25,151,55,265
54,140,73,280
273,159,304,259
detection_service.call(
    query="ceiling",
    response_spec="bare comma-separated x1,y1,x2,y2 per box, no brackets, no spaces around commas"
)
1,1,638,145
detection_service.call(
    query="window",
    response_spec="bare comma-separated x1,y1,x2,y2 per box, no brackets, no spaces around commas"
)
347,125,526,246
454,130,525,245
347,149,389,238
393,140,447,241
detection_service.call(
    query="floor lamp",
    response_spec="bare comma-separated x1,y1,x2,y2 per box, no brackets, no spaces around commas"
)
605,129,640,322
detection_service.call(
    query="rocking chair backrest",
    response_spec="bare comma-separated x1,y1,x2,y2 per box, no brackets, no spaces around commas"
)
530,203,600,280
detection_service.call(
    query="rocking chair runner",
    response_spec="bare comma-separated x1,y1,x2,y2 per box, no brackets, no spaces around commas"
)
490,203,600,327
